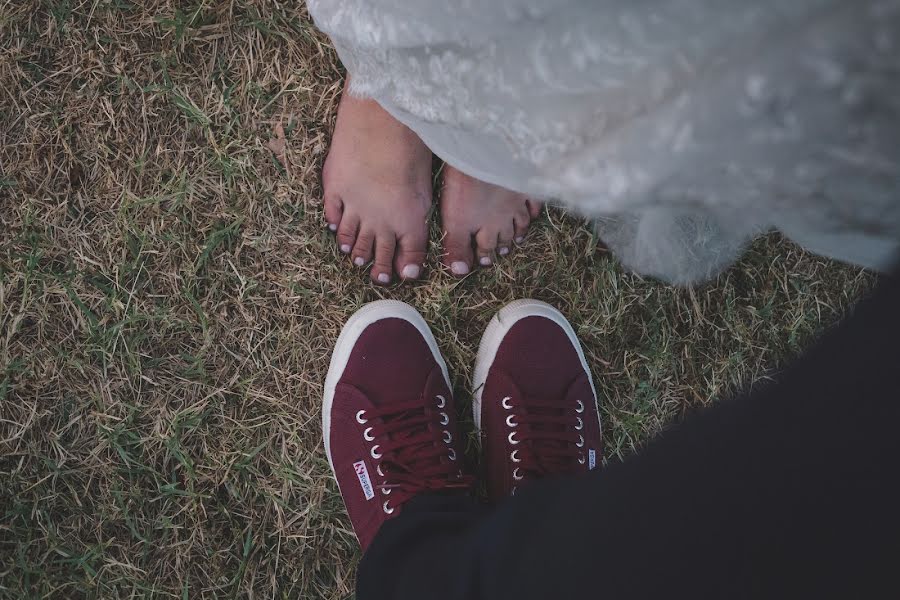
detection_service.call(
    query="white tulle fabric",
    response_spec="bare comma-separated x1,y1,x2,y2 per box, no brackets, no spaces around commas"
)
309,0,900,283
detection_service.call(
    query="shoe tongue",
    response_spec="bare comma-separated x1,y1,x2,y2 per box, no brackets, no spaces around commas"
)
334,381,376,410
387,367,449,444
389,365,447,408
335,366,448,424
562,371,593,405
500,369,588,409
348,364,448,409
422,367,450,402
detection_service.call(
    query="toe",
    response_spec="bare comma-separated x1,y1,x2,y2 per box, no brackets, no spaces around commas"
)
496,221,515,258
352,227,375,267
513,209,531,244
336,213,360,254
526,199,543,219
395,229,427,281
442,226,474,277
324,193,343,232
371,233,397,285
475,228,499,267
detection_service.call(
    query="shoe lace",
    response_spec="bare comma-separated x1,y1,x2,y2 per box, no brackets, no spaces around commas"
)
505,397,586,485
360,396,472,513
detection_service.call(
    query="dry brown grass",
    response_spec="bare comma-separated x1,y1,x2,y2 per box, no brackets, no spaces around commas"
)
0,1,877,598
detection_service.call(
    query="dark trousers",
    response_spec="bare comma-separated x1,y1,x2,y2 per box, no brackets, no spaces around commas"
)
358,270,900,600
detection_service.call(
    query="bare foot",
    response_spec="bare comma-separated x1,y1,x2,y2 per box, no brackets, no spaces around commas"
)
322,79,433,285
440,166,542,275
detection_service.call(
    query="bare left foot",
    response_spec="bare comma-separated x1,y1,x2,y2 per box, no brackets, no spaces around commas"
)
322,79,433,285
440,166,542,275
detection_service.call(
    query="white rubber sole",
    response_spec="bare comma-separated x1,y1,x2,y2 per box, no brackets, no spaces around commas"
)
472,300,601,434
322,300,451,472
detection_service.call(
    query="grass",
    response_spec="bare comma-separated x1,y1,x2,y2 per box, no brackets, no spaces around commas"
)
0,1,877,598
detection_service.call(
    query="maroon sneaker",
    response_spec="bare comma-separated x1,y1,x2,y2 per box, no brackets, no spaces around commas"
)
473,300,602,500
323,301,473,550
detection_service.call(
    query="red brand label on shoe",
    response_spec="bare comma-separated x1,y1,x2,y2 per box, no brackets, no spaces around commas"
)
353,460,375,501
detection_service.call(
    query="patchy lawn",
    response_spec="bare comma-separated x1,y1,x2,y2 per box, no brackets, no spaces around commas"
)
0,1,875,598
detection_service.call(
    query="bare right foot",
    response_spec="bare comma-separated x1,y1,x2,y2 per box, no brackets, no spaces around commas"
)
322,79,433,285
440,165,542,276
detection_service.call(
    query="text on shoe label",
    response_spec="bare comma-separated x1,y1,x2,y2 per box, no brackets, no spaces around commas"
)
588,449,597,470
353,460,376,500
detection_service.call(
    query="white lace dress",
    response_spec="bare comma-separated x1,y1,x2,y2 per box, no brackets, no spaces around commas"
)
308,0,900,283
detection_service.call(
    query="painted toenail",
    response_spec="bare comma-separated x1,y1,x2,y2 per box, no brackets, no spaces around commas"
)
354,256,365,267
377,273,390,284
329,223,337,232
401,264,421,279
499,247,510,256
451,261,470,276
515,236,524,244
340,244,351,254
479,256,492,266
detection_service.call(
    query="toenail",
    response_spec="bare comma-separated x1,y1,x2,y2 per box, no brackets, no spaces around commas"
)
377,273,390,284
515,236,524,244
499,247,510,256
451,261,470,276
354,256,365,267
340,244,351,254
328,223,337,232
401,264,421,279
479,256,492,266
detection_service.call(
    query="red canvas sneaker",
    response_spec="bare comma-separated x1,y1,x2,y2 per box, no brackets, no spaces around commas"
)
323,301,473,551
473,300,603,500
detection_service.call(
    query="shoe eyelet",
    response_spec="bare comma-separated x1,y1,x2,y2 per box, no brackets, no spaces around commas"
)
575,417,583,431
356,410,368,424
448,448,457,461
576,435,584,448
513,467,523,481
511,486,517,496
508,431,520,445
575,400,584,414
377,464,385,477
439,412,449,426
502,397,513,410
436,395,446,408
383,501,394,515
578,453,586,465
443,430,452,444
506,414,518,428
363,427,375,441
510,449,521,463
381,487,392,495
371,445,383,459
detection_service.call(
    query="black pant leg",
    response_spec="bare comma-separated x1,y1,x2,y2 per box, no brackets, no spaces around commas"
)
357,494,486,600
358,271,900,600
